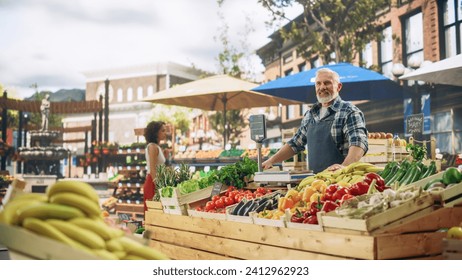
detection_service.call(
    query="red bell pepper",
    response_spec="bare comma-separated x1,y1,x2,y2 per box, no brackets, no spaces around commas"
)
290,209,305,223
326,184,339,195
339,193,355,205
332,187,349,202
363,173,387,192
348,181,370,196
303,215,318,224
309,200,323,216
321,201,339,213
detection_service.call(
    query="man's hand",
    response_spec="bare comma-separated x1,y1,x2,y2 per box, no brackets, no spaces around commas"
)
261,159,273,170
327,163,344,171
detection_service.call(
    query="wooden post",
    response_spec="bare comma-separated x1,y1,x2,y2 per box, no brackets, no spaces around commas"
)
1,90,8,170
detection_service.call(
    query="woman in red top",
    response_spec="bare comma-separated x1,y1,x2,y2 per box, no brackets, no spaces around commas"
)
143,121,167,211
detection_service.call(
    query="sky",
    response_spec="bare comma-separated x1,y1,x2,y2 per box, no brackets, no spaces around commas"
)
0,0,302,99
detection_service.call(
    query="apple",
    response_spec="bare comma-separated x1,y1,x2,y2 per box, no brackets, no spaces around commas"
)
447,226,462,239
386,133,393,139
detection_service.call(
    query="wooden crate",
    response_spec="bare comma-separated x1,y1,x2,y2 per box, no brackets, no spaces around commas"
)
115,202,144,219
144,207,462,260
408,172,462,207
146,200,163,213
158,186,213,216
442,238,462,260
320,193,434,233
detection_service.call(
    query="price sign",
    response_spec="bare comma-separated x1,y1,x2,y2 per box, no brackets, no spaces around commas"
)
210,182,223,199
406,113,424,136
118,213,131,221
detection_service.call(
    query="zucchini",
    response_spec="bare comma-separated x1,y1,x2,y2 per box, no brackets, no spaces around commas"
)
423,178,444,190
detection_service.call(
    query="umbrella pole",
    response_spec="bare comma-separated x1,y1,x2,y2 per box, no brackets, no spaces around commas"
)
222,96,227,148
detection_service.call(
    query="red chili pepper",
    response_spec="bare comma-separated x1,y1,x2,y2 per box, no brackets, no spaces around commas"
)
321,201,339,213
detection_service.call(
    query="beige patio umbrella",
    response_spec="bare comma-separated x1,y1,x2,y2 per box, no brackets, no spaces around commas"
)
143,74,301,145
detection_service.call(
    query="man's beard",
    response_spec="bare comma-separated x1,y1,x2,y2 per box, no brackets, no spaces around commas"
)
316,91,337,104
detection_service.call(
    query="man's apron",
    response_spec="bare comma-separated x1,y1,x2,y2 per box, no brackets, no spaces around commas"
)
307,112,345,173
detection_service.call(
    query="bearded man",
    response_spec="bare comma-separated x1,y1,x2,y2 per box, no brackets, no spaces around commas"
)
262,68,368,173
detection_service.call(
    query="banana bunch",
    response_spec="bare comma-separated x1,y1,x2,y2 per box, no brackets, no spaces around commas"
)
0,180,169,260
296,162,384,191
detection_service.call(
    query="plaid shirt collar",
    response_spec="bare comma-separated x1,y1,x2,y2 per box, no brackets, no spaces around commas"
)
311,96,343,115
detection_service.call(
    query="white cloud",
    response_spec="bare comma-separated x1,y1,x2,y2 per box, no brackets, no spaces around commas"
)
0,0,302,98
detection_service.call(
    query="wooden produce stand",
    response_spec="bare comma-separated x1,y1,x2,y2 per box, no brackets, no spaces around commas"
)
144,205,462,260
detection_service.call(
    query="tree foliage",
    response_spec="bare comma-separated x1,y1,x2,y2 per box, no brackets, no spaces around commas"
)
153,105,191,135
258,0,390,64
209,110,247,146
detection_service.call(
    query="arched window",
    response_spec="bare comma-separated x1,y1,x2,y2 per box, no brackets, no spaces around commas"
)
137,86,143,100
147,85,154,96
127,87,133,102
117,88,123,102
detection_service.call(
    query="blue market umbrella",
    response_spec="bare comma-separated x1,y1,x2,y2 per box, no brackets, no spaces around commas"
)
253,63,408,103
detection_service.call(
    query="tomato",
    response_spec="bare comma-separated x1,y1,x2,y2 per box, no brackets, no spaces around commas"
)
255,192,264,198
245,194,254,200
256,187,267,194
229,190,239,199
205,201,216,211
224,197,234,206
211,195,221,202
214,199,225,209
195,206,203,212
235,195,244,203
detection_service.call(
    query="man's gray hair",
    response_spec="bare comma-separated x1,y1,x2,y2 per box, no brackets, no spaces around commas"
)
315,68,340,84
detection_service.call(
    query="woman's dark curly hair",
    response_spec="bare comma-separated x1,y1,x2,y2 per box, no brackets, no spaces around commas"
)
144,121,165,144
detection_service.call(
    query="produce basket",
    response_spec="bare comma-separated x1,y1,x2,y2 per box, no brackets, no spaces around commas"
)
250,211,286,228
284,210,324,232
411,172,462,207
159,186,213,216
320,193,434,233
0,223,101,260
442,238,462,260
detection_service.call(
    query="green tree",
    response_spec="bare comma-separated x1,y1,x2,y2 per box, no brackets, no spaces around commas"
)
211,0,257,145
258,0,390,64
153,105,191,135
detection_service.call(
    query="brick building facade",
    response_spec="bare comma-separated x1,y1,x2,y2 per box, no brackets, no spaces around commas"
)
256,0,462,154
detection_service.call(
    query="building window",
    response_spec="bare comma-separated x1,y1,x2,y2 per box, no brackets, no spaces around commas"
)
286,105,295,119
127,87,133,102
137,86,143,100
361,42,373,68
379,25,393,78
310,56,321,69
284,68,293,76
404,11,424,65
117,88,123,102
298,62,306,72
442,0,462,57
147,85,154,96
283,52,293,64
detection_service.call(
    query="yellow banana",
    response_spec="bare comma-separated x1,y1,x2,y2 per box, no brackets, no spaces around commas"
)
22,217,92,253
106,238,125,252
351,162,374,172
350,175,365,184
352,170,366,176
49,192,101,218
122,254,145,260
69,217,113,240
46,180,99,204
0,199,44,225
112,250,127,259
16,203,86,225
365,166,384,173
92,249,119,260
46,219,106,250
10,193,48,202
116,236,169,260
